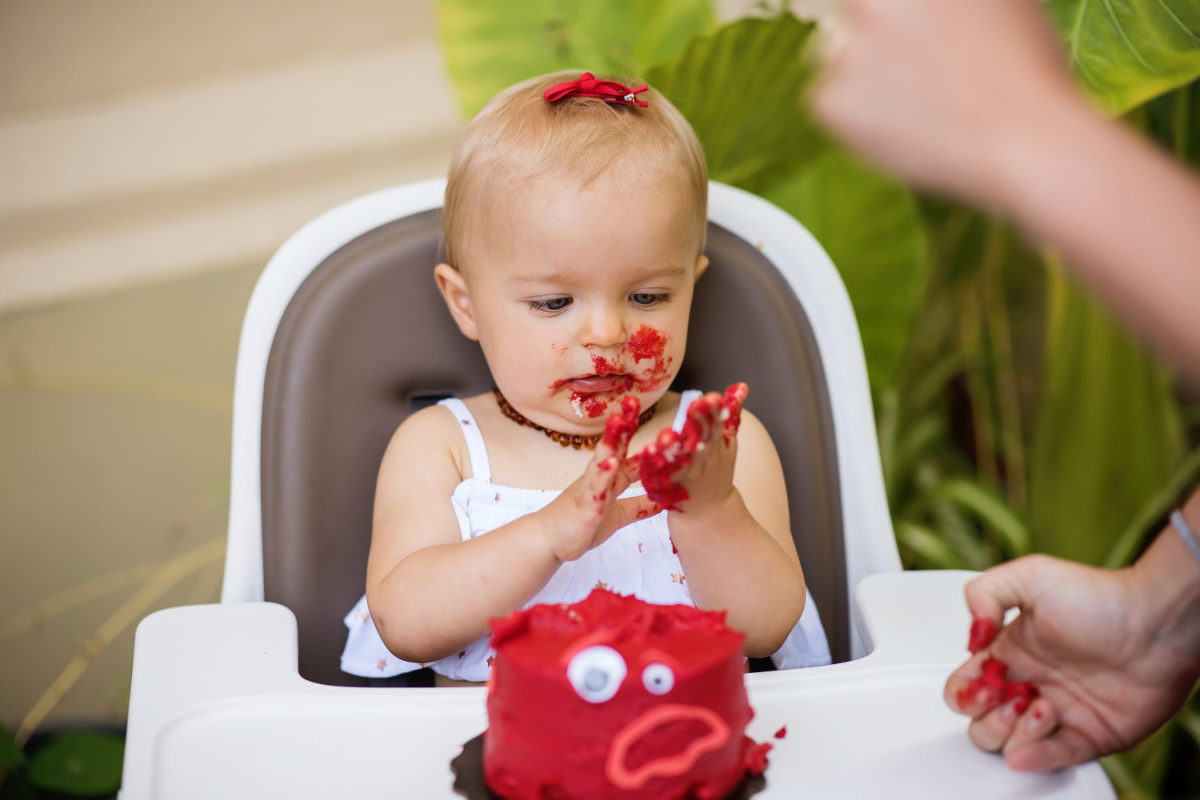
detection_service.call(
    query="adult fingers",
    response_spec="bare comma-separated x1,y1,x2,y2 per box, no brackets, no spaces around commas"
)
1004,716,1100,773
1001,697,1059,762
966,698,1025,753
962,555,1051,642
944,651,1001,716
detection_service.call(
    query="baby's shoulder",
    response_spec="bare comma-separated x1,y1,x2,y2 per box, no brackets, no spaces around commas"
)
381,402,470,475
394,401,462,438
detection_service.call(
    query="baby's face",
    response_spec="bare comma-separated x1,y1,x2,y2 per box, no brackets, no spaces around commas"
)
459,170,704,435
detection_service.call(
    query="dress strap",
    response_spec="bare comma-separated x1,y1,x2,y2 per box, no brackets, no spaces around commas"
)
671,389,703,432
437,398,491,483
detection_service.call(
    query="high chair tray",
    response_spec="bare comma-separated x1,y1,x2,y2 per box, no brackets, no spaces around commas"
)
120,571,1114,799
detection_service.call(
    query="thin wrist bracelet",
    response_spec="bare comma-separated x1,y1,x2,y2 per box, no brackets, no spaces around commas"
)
1170,509,1200,567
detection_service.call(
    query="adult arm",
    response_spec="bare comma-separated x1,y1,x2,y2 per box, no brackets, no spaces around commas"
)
811,0,1200,378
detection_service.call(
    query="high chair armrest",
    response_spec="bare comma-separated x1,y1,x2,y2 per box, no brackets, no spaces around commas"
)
853,569,979,668
121,602,314,799
121,582,1113,800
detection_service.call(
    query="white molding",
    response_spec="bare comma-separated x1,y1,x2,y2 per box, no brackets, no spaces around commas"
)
0,45,461,312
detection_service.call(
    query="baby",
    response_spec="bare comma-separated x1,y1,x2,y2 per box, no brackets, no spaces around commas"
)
342,71,830,685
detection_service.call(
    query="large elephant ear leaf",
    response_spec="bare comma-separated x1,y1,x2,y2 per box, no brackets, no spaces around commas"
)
646,14,825,191
1028,266,1186,565
1045,0,1200,113
437,0,715,118
763,150,929,394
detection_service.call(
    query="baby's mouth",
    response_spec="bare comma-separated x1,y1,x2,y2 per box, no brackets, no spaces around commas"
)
566,374,634,394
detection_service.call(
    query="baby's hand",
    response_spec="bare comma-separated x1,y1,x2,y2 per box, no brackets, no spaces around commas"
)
631,383,747,513
539,396,660,563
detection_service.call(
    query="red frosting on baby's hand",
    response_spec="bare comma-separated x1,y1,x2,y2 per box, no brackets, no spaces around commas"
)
630,384,747,512
602,394,641,450
634,427,693,512
719,383,748,444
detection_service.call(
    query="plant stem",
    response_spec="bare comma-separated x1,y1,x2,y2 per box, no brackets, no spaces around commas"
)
0,563,165,645
982,226,1028,510
14,538,226,747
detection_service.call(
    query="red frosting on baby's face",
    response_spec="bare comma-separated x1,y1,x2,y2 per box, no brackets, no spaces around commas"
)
485,590,767,799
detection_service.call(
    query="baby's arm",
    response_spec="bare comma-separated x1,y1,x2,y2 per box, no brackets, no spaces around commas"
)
365,403,655,665
654,391,807,656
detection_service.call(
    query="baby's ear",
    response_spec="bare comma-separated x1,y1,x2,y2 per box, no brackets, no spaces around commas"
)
434,263,479,341
692,253,710,282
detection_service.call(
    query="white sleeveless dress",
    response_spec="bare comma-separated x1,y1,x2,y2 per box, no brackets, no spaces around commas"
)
341,391,831,681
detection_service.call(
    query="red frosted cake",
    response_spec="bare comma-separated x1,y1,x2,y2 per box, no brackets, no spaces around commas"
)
483,589,770,799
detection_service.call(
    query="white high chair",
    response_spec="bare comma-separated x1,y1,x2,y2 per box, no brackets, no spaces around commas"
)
119,180,1113,799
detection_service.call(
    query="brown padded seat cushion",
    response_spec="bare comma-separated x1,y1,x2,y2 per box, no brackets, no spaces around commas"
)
261,209,846,686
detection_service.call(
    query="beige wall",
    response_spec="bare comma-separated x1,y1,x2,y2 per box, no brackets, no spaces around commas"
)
0,0,461,735
0,0,462,312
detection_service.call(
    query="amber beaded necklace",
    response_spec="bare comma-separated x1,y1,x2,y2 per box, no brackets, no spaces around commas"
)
493,386,654,450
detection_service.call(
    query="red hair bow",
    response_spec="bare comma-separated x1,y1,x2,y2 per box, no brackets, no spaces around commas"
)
543,72,649,107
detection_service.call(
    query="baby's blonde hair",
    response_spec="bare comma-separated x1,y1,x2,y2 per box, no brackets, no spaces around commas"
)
443,70,708,269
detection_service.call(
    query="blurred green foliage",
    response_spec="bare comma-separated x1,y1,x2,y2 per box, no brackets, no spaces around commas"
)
1,726,122,799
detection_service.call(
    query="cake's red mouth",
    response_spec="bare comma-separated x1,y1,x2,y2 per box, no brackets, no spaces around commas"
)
605,704,731,790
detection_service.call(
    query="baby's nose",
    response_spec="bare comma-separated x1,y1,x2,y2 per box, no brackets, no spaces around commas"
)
582,307,626,350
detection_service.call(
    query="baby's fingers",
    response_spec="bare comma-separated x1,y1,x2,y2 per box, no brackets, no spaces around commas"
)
612,494,662,528
720,382,748,444
582,452,622,508
602,395,642,454
682,393,720,450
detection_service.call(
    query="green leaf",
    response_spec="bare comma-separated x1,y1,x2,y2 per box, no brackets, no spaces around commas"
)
1101,752,1158,798
436,0,715,117
0,770,38,800
931,478,1032,558
0,726,23,775
762,149,929,393
1104,444,1200,568
26,731,123,796
1029,264,1186,565
647,14,824,191
1144,78,1199,162
1045,0,1200,113
895,521,967,570
1177,702,1200,748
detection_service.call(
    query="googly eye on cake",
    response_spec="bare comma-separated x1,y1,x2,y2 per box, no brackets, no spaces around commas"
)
479,588,772,800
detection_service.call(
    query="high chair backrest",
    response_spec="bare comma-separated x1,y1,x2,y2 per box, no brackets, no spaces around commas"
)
221,179,900,686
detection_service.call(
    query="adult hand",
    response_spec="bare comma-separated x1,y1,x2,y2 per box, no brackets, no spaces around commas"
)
945,551,1200,771
811,0,1088,210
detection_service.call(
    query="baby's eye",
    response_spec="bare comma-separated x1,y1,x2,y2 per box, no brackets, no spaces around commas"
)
630,293,667,307
530,297,572,312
